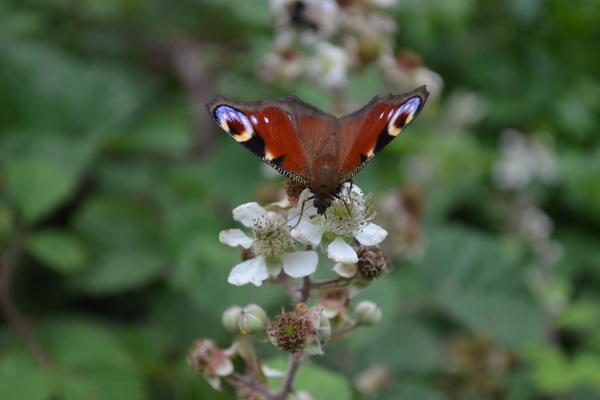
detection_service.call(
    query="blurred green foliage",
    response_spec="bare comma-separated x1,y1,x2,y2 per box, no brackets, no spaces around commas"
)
1,0,600,399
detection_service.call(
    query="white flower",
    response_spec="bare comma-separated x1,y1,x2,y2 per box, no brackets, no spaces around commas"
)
493,129,558,191
291,184,387,263
220,202,319,286
308,42,349,89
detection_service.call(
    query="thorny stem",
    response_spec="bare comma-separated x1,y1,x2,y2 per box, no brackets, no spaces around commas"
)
0,226,51,368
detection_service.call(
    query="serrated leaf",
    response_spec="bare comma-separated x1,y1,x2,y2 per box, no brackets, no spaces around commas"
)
4,158,76,222
0,350,54,400
28,230,87,273
266,358,352,400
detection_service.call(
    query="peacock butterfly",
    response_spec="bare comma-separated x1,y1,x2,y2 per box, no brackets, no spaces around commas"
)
207,86,429,214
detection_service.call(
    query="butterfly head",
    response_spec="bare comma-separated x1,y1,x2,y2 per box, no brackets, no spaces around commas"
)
313,193,333,215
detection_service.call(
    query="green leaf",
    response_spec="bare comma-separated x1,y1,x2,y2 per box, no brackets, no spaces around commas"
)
43,319,144,400
74,249,164,294
0,350,54,400
419,226,546,349
28,230,87,273
4,158,76,222
266,358,352,400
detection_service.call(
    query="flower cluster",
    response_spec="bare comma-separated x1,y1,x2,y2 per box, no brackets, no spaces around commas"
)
220,182,388,286
259,0,443,95
188,182,393,397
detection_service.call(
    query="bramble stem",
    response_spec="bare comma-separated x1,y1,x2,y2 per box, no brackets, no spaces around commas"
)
274,353,306,400
0,226,52,368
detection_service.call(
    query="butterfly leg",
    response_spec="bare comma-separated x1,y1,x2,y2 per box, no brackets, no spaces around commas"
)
287,195,314,231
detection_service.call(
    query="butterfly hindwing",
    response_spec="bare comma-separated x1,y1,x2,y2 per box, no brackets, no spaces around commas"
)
207,96,323,185
337,86,429,181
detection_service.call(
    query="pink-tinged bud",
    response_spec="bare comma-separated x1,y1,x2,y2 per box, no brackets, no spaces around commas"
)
238,304,269,335
187,339,234,377
355,301,382,325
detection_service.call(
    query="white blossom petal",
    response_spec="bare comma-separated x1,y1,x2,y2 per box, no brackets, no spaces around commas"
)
219,229,253,248
228,256,269,286
262,365,286,378
291,219,325,246
214,358,234,376
282,250,318,278
355,223,388,246
332,262,358,278
266,257,283,277
327,237,358,263
232,202,269,228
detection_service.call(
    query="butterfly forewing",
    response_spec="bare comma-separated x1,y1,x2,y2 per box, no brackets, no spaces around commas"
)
206,87,429,213
207,96,311,184
337,86,429,181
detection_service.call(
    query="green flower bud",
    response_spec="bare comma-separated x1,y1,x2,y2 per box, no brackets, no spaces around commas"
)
222,306,243,333
355,301,382,325
239,304,269,335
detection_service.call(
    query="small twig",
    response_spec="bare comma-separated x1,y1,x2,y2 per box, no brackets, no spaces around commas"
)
330,322,361,340
227,372,273,398
299,277,311,303
274,353,306,400
0,227,51,368
278,274,301,303
310,277,351,290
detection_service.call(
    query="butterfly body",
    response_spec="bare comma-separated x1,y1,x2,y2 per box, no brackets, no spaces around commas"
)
207,87,429,214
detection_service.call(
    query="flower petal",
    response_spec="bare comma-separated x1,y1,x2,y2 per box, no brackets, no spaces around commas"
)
355,223,388,246
332,262,358,278
219,229,253,249
232,202,268,228
327,237,358,263
262,365,286,378
227,256,269,286
266,257,283,277
282,251,318,278
291,219,324,246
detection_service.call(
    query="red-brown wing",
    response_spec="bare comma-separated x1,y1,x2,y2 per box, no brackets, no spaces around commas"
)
207,95,335,185
337,86,429,181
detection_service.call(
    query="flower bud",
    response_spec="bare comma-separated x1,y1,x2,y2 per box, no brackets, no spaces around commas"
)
222,305,243,333
187,338,234,377
357,246,389,280
316,312,332,343
239,304,269,335
355,301,382,325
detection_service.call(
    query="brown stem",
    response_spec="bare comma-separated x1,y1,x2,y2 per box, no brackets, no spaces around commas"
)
274,353,306,400
227,372,273,398
168,39,217,157
299,277,311,303
330,322,361,340
310,277,351,289
0,227,51,367
278,274,301,303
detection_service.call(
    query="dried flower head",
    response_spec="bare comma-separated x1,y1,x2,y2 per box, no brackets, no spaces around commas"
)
357,245,389,279
268,307,311,353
